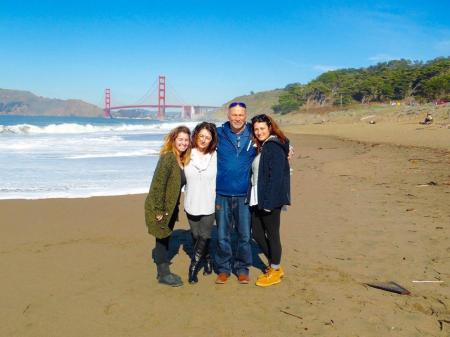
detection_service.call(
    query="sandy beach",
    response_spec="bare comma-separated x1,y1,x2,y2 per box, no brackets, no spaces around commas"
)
1,125,449,337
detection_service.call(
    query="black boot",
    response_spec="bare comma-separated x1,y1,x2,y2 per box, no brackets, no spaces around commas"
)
203,239,213,275
157,263,183,287
188,237,207,284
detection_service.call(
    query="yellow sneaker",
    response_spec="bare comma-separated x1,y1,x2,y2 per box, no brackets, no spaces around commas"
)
277,266,285,278
255,268,282,287
257,266,285,280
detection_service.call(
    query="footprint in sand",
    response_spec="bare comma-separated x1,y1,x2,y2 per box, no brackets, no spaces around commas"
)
104,302,119,315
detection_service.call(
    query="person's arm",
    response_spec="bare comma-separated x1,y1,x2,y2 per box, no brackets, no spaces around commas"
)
287,140,294,161
145,153,172,220
262,143,287,209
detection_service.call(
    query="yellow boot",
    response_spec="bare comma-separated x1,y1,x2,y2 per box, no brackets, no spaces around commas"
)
256,268,283,287
257,266,285,280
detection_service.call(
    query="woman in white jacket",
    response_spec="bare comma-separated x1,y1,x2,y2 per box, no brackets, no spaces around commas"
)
184,122,218,284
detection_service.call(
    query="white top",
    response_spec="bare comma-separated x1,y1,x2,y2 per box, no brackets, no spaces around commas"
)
184,148,217,216
249,152,261,206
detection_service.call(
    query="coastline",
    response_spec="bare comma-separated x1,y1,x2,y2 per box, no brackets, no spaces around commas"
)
279,104,450,150
284,121,450,151
1,131,449,337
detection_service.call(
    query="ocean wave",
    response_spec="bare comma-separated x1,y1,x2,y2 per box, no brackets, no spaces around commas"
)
0,136,162,152
66,149,159,159
0,187,148,200
0,121,199,135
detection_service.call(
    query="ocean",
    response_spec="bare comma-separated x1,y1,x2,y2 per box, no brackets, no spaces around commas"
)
0,115,198,199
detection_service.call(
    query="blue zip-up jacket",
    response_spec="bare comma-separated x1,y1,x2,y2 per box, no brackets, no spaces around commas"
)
216,122,256,196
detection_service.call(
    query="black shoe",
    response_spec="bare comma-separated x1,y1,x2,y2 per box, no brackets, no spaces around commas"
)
188,237,207,284
188,264,199,284
157,263,183,287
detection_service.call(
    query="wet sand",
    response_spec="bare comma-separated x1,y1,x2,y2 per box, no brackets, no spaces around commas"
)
1,128,449,337
285,121,450,151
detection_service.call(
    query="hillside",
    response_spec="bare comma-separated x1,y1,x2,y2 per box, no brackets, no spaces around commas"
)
211,89,283,120
0,89,103,117
274,57,450,114
216,57,449,124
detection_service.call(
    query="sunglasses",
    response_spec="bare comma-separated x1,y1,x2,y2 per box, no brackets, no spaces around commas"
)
251,114,271,125
228,102,247,109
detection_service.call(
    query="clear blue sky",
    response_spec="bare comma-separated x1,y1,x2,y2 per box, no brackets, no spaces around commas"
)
1,0,449,107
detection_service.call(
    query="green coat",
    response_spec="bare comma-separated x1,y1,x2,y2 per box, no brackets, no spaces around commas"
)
144,152,181,239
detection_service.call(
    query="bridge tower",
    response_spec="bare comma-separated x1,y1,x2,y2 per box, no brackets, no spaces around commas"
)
183,105,193,119
157,76,166,119
104,88,112,118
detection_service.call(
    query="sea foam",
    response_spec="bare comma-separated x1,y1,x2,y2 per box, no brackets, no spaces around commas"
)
0,116,200,199
0,121,199,135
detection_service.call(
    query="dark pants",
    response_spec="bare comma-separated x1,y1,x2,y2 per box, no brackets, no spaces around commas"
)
152,207,178,265
251,207,282,265
186,213,215,239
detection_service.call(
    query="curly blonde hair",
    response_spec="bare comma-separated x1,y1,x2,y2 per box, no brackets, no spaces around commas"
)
160,125,191,165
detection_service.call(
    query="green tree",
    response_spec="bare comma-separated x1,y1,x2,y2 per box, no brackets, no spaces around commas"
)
422,71,450,100
272,57,450,114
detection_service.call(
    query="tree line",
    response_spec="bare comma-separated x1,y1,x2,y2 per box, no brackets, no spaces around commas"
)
273,57,450,114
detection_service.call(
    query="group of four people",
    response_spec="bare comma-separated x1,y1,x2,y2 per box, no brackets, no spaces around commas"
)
144,102,291,287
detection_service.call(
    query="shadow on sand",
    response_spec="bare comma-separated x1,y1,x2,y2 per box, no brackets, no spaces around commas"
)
164,226,267,275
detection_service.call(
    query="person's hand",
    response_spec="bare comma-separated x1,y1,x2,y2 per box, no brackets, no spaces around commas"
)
288,145,294,161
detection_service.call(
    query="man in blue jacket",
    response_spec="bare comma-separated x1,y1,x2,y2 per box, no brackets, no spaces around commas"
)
215,102,256,284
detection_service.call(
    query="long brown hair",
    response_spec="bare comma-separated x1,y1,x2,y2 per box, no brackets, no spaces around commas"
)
192,122,218,154
160,125,191,165
251,114,287,152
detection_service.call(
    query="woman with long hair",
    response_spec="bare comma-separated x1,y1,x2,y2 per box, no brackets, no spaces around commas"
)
184,122,218,284
144,125,191,287
248,114,291,287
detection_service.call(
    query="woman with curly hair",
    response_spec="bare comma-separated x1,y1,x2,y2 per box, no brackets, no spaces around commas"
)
144,125,191,287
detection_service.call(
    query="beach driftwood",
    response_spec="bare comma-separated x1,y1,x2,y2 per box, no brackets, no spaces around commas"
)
365,281,411,295
280,309,303,320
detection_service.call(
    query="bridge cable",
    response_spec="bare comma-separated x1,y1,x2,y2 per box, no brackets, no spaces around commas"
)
135,78,158,105
166,81,188,106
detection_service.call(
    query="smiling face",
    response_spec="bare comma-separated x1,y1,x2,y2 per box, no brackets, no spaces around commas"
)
195,128,212,152
228,106,247,133
174,132,190,153
253,121,271,142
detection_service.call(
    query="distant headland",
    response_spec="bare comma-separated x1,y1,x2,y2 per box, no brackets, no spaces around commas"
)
0,89,103,117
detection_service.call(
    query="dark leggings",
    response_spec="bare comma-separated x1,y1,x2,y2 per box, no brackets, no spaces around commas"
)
251,207,282,265
152,207,178,265
186,213,215,240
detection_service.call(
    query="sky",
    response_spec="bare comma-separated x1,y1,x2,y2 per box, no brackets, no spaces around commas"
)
1,0,449,107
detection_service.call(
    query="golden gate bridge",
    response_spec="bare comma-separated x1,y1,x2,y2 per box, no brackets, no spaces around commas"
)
104,75,220,119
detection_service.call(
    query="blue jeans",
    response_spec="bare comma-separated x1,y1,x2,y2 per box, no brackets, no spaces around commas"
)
215,194,252,275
